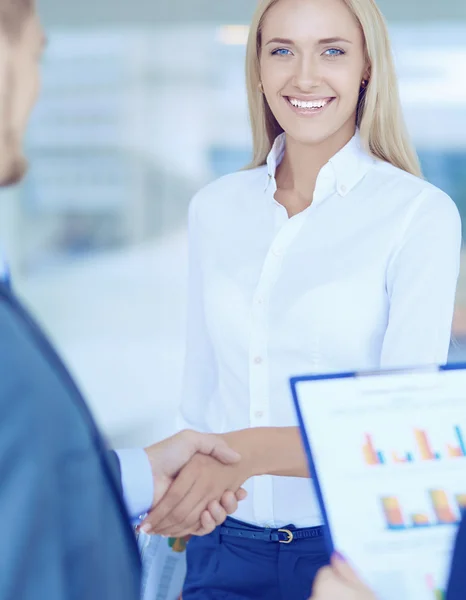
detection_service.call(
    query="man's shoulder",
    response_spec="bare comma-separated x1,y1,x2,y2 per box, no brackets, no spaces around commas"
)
0,292,57,424
0,290,50,375
0,291,89,443
0,290,36,371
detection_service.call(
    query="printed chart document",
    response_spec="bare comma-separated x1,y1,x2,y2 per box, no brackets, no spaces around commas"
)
291,365,466,600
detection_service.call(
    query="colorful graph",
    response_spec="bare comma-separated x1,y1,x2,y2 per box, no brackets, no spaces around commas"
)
363,425,466,466
381,489,465,530
425,574,446,600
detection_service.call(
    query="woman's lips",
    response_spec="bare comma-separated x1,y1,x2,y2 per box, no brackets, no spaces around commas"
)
285,96,335,116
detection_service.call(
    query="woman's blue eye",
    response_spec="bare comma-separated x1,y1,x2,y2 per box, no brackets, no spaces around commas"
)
272,48,292,57
324,48,344,57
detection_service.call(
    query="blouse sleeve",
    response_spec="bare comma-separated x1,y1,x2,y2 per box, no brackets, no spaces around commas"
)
381,189,462,368
176,198,218,432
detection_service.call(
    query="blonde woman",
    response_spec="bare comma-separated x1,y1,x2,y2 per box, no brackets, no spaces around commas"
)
141,0,462,597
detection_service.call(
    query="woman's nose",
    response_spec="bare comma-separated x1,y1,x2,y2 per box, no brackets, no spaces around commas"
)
292,56,323,92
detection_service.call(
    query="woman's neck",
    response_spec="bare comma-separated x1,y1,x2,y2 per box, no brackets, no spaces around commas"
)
275,127,356,205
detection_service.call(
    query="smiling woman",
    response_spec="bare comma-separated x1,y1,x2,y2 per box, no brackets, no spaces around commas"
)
141,0,462,598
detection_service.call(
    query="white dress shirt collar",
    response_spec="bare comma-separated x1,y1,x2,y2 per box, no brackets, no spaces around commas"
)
265,129,375,200
0,250,10,286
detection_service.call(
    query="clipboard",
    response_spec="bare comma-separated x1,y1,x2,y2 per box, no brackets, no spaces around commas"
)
290,363,466,600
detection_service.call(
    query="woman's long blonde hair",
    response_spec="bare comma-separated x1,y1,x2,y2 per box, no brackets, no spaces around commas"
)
245,0,422,177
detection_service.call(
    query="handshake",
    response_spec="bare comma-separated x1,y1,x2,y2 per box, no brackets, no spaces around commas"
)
138,430,249,537
136,431,380,600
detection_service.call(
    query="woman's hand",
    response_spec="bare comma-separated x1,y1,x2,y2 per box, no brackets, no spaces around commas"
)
310,553,377,600
140,452,250,537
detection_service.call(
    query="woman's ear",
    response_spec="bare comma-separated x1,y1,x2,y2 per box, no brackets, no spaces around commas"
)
363,64,371,83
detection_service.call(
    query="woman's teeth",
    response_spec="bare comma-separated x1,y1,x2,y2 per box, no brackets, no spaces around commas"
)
288,98,331,109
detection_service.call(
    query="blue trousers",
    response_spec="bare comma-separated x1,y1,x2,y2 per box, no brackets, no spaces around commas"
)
183,518,330,600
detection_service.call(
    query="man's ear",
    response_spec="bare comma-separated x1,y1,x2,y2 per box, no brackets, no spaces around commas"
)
0,53,11,176
0,36,13,114
0,56,27,187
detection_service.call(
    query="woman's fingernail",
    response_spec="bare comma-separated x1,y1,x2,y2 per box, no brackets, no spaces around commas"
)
334,551,346,561
140,523,152,534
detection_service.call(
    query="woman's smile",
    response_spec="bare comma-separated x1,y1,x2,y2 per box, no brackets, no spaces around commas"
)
284,95,336,116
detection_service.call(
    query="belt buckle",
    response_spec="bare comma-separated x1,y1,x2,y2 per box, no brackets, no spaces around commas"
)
278,528,293,544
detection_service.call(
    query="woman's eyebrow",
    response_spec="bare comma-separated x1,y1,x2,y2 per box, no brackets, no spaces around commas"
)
265,36,353,46
318,37,353,44
265,37,295,46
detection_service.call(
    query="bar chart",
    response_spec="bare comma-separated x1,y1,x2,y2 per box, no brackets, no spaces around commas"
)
381,490,466,530
363,425,466,466
425,574,446,600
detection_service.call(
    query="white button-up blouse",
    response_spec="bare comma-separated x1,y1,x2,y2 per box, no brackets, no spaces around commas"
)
178,132,462,528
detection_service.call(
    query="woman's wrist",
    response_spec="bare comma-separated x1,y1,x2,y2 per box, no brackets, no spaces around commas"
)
221,427,309,479
221,429,263,479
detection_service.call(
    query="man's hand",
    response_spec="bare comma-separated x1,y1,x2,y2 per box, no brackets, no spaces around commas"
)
310,553,377,600
140,451,249,537
140,430,247,536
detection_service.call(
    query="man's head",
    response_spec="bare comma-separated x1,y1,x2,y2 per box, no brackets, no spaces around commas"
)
0,0,44,186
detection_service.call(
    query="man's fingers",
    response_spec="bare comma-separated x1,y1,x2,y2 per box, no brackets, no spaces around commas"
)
157,497,232,537
235,487,248,501
154,496,207,536
163,498,230,537
331,552,363,586
192,505,228,537
219,488,247,515
208,500,228,525
141,475,195,532
191,432,240,465
191,511,217,536
199,510,217,534
220,491,238,515
170,520,207,538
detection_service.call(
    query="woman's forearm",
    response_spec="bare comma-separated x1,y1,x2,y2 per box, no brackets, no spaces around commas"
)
221,427,310,479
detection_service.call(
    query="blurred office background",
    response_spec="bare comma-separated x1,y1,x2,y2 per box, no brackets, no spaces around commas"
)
1,0,465,448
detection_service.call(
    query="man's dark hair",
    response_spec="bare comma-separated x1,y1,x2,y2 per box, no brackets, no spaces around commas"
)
0,0,33,40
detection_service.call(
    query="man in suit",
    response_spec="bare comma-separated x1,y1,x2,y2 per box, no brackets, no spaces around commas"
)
0,1,243,598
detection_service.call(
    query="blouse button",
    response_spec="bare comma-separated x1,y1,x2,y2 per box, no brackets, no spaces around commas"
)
253,356,263,365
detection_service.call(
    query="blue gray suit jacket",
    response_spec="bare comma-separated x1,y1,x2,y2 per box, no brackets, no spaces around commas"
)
0,281,141,598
